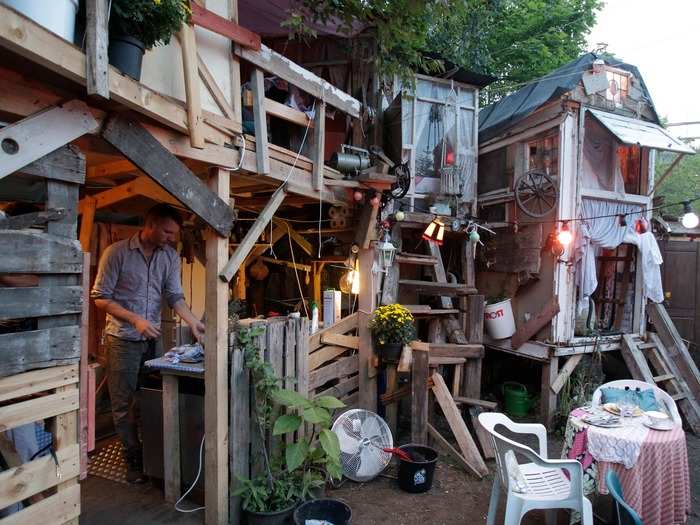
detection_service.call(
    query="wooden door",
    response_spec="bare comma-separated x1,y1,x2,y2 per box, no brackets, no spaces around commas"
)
658,240,700,360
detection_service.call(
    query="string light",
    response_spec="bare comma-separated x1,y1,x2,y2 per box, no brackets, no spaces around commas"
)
557,221,573,246
681,201,699,229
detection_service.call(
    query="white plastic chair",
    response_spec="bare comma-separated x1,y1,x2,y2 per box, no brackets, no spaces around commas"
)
478,412,593,525
591,379,681,424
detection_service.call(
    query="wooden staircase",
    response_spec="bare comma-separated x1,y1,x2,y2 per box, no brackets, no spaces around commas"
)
621,333,700,433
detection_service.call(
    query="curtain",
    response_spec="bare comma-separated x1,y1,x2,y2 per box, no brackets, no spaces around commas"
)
575,198,664,312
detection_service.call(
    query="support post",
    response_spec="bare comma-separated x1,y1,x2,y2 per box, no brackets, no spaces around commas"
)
162,374,180,503
541,356,559,427
250,68,270,174
357,247,378,409
78,196,96,252
205,168,230,525
312,101,326,191
86,0,109,99
179,22,205,149
411,343,429,444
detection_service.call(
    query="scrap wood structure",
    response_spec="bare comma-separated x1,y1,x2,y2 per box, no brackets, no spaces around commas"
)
0,1,496,523
476,52,700,429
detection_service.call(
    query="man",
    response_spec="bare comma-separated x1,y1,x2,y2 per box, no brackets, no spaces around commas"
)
91,204,204,483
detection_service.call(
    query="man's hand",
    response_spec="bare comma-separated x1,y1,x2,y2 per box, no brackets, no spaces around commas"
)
133,317,161,339
190,320,206,345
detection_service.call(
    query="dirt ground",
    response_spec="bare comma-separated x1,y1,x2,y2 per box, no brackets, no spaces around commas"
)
80,432,700,525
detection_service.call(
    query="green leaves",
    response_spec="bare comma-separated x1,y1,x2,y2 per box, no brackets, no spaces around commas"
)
272,389,312,409
272,415,302,436
302,406,331,426
319,429,341,459
315,396,346,409
285,441,309,472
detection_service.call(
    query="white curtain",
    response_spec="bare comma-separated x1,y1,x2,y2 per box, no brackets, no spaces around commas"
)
575,198,664,312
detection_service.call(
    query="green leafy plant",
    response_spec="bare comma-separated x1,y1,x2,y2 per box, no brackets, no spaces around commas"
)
368,303,416,346
110,0,190,49
233,326,344,514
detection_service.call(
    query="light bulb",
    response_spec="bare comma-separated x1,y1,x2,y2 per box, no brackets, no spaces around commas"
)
557,222,573,246
350,259,360,295
681,202,699,229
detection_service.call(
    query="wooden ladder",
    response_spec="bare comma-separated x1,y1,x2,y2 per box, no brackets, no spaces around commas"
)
621,333,700,433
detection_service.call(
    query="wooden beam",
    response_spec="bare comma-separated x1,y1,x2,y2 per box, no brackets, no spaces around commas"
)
511,296,559,350
250,68,270,174
79,196,96,250
17,144,86,185
264,98,313,128
273,219,312,255
190,2,260,50
0,100,98,180
86,159,136,179
431,373,487,477
550,354,583,395
220,184,286,281
85,0,109,99
0,231,82,274
101,115,234,236
0,387,78,432
179,23,205,149
205,168,230,525
0,286,83,320
312,101,326,191
411,344,429,444
358,247,378,408
427,423,473,474
0,208,66,230
428,343,484,359
79,176,181,213
198,53,236,120
0,364,78,404
234,43,361,118
354,201,379,249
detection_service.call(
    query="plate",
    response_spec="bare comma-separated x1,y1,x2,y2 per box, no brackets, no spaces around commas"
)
643,419,674,431
602,403,643,417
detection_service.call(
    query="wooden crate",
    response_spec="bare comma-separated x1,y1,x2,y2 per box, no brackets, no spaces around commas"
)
0,365,81,524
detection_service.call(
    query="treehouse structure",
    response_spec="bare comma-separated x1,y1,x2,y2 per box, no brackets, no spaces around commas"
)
476,53,700,428
0,1,496,523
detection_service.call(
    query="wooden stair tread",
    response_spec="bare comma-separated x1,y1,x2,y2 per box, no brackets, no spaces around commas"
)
395,253,438,265
653,373,674,383
399,280,476,296
404,305,460,316
672,393,687,401
637,342,657,350
429,356,466,366
427,343,484,359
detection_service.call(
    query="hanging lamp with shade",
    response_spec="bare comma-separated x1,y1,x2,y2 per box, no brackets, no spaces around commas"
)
681,201,699,229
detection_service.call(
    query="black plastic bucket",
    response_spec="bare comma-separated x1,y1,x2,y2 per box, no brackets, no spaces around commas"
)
245,503,296,525
397,444,438,493
293,498,352,525
108,34,145,81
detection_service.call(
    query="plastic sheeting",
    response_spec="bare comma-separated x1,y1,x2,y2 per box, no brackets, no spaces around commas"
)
575,198,664,312
582,117,626,194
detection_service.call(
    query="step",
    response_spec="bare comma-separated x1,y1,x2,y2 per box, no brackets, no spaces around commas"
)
404,305,460,316
429,356,467,366
672,393,687,401
653,373,674,383
428,343,484,359
395,253,438,266
638,343,657,350
399,279,476,296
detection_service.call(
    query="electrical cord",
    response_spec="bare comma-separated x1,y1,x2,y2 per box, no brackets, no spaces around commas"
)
175,435,206,513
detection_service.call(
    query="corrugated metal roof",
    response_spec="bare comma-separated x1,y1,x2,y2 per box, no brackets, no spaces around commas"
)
588,109,695,154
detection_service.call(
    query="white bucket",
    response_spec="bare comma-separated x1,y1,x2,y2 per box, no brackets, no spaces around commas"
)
484,298,516,340
1,0,79,42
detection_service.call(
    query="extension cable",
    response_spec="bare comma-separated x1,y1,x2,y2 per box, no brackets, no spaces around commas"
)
175,435,205,513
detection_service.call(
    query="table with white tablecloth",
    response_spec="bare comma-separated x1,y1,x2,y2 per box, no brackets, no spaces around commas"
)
562,406,690,525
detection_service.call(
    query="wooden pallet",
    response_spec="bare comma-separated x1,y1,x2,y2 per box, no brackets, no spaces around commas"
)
0,365,80,524
621,333,700,434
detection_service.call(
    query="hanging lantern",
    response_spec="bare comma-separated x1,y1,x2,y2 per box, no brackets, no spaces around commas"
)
422,218,445,245
557,221,573,246
618,214,627,227
350,258,360,295
377,231,397,271
394,210,405,222
469,229,480,243
353,190,364,202
681,201,699,229
635,217,648,234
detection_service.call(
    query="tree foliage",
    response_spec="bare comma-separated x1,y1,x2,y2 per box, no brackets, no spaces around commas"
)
655,150,700,217
285,0,602,96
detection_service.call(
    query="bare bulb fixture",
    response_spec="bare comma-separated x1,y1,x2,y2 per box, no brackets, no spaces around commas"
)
681,201,699,229
557,221,573,246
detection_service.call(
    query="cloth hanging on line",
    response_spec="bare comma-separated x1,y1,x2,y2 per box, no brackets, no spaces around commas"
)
574,198,664,312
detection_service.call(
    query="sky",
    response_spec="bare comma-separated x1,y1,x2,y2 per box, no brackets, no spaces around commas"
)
587,0,700,142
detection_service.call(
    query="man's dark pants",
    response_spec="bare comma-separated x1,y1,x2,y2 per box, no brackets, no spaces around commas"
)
105,335,158,460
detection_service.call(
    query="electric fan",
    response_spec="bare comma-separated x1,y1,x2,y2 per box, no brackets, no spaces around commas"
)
331,409,393,482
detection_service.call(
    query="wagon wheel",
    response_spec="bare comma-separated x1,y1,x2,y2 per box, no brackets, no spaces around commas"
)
514,169,558,218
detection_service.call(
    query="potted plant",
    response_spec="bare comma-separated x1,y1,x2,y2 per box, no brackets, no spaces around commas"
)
108,0,190,80
234,327,344,525
369,304,416,361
